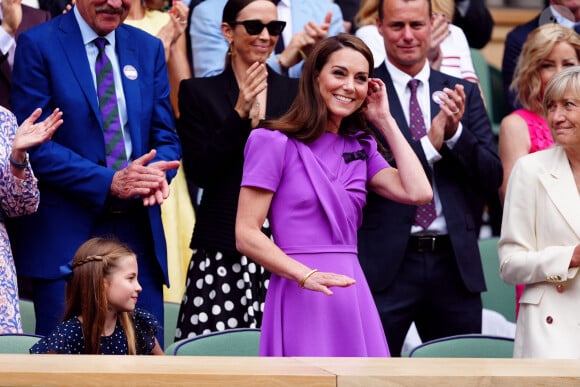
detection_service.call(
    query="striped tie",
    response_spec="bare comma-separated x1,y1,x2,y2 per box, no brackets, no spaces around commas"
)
94,37,127,170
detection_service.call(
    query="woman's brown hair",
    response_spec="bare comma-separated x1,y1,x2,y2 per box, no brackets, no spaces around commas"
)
261,33,375,143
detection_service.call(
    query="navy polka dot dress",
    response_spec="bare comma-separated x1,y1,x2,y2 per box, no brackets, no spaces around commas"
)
30,309,159,354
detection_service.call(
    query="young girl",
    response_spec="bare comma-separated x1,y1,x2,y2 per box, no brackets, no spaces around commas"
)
30,238,164,355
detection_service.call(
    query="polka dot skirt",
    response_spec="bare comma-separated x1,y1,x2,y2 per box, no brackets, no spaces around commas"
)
175,249,269,340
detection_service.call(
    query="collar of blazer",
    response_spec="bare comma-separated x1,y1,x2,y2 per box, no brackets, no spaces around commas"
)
538,146,580,240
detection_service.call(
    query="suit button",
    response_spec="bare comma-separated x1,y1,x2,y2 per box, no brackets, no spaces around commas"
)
546,316,553,324
557,284,564,293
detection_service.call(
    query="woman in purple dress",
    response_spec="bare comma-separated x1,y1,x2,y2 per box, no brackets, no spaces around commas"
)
235,34,432,357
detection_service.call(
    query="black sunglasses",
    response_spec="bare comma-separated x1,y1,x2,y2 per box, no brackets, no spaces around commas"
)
230,19,286,36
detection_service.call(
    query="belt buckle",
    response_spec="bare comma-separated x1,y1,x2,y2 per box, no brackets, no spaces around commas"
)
416,235,436,253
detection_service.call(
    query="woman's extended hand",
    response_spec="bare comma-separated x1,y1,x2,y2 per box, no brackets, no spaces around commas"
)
12,107,62,152
301,270,356,296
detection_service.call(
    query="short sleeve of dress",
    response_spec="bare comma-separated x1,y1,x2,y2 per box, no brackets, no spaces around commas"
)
355,132,390,180
29,318,84,354
242,128,289,192
133,308,160,355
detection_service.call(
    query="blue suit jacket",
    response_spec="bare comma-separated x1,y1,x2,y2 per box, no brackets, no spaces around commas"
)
9,11,181,282
189,0,344,77
357,63,502,294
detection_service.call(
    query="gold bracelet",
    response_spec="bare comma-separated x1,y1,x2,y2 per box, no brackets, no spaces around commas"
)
298,269,318,288
298,49,307,61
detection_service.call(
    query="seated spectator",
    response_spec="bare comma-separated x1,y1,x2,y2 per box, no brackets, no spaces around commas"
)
0,106,62,334
30,237,164,354
189,0,344,77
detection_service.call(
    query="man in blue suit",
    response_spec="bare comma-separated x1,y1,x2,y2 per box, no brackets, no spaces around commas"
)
189,0,344,78
358,0,502,356
9,0,181,343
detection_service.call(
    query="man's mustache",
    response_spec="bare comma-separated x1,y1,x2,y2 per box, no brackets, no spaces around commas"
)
95,5,126,14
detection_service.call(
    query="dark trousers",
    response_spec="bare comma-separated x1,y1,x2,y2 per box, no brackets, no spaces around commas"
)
373,238,482,356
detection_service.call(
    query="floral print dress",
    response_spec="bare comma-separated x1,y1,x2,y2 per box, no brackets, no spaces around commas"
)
0,107,40,334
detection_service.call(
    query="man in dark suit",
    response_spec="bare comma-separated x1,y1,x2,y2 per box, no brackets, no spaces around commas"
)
0,0,50,109
502,1,580,112
358,0,502,357
9,0,181,344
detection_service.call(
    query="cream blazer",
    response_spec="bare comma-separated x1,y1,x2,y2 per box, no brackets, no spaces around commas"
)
499,146,580,358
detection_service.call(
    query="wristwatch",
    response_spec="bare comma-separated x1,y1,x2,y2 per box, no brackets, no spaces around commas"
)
9,153,29,169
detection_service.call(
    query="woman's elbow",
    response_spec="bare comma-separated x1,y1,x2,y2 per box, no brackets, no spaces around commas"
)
235,225,251,256
409,186,433,205
235,229,245,255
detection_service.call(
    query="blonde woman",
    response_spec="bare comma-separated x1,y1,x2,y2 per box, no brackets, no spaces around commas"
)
499,23,580,203
498,23,580,319
499,66,580,358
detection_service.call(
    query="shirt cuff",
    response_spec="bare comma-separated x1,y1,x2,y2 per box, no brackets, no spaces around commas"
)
420,136,442,165
0,27,15,56
444,122,463,149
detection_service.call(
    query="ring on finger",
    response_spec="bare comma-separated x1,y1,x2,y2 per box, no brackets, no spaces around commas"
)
451,109,460,115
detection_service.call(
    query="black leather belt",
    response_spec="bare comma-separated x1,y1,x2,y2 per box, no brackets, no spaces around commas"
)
408,235,451,253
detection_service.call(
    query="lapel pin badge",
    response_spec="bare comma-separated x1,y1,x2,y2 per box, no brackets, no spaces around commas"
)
123,65,138,80
432,90,447,105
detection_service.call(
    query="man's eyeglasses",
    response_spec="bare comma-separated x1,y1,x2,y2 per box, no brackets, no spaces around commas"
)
229,20,286,36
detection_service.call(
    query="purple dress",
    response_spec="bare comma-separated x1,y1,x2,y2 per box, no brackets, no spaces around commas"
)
242,128,390,357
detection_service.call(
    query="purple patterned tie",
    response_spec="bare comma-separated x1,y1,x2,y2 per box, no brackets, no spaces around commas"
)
408,79,436,229
94,37,127,170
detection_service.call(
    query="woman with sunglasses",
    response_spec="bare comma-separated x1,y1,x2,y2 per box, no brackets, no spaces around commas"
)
174,0,299,341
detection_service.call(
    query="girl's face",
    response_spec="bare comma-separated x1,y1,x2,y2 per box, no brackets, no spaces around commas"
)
539,42,579,96
104,254,142,313
316,47,370,132
222,0,281,67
